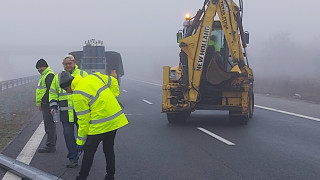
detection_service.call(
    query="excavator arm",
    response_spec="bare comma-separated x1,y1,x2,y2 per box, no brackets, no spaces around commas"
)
179,0,248,103
215,0,245,64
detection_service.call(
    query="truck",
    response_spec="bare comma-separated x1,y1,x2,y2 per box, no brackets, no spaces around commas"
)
69,39,124,83
162,0,254,124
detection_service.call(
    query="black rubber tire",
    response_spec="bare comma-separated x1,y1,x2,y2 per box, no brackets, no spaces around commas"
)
167,111,191,124
249,93,254,119
229,111,248,125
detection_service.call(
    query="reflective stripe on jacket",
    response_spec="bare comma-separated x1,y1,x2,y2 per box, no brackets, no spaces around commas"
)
36,67,54,106
72,72,128,145
49,65,88,122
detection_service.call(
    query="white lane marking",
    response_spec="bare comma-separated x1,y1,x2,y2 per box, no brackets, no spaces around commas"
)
197,127,236,146
127,79,161,87
142,99,153,105
255,105,320,122
2,121,45,180
122,89,128,92
125,114,143,116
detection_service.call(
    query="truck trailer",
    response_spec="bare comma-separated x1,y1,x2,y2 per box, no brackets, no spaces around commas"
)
69,39,124,83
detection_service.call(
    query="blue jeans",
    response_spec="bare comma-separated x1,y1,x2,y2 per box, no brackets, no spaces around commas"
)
61,121,78,162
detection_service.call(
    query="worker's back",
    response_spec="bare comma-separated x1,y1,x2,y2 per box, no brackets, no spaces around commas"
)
72,73,128,135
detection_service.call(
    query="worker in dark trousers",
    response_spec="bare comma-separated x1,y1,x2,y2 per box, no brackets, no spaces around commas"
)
59,71,128,180
49,55,88,168
35,59,57,153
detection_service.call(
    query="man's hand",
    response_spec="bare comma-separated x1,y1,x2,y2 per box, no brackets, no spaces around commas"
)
76,145,83,153
38,105,42,111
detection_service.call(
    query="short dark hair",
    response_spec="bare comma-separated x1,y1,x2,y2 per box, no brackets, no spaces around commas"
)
59,71,74,89
36,59,48,69
210,35,216,41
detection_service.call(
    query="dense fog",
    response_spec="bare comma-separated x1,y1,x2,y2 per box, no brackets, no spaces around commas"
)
0,0,319,93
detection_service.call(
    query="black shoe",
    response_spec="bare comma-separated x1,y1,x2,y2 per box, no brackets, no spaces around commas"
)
66,161,78,168
37,146,56,153
104,174,114,180
104,178,114,180
76,176,86,180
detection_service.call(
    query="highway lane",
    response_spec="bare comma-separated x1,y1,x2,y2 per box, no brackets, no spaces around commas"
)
122,79,320,179
1,78,320,180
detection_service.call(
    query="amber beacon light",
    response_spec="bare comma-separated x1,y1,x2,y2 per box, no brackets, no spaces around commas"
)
185,14,191,21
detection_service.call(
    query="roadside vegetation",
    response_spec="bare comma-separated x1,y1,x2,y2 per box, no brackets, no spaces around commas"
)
0,83,38,151
251,33,320,104
255,77,320,104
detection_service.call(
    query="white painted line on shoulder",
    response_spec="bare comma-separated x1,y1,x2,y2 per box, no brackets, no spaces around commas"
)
122,89,128,92
16,121,45,164
2,169,21,179
142,99,153,105
197,127,235,146
2,121,45,180
255,105,320,122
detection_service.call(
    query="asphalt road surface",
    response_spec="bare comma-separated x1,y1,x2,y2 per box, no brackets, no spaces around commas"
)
1,78,320,180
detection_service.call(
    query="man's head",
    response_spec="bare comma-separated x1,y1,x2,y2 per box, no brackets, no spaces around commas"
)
210,35,216,41
35,59,48,74
62,55,76,73
59,71,74,93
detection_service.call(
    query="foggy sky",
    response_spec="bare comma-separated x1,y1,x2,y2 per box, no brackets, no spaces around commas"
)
0,0,319,81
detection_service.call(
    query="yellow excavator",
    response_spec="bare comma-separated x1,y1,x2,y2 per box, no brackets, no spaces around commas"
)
162,0,254,124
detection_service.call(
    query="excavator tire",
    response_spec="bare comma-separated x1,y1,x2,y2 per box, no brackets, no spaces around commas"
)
167,111,191,124
229,111,248,125
249,92,254,119
229,91,253,124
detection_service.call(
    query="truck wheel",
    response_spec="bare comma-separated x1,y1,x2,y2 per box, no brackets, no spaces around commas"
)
167,111,191,124
229,111,248,125
249,93,254,119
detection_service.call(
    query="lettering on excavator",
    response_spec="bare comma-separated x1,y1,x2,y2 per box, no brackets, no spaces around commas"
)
196,26,210,71
220,1,229,30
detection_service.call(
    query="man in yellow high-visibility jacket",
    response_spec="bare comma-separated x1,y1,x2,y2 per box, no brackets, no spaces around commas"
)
35,59,57,153
208,35,220,52
59,71,128,180
49,55,88,168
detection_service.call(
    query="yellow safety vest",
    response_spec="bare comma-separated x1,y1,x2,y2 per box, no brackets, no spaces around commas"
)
72,72,127,145
36,67,54,106
208,40,220,52
49,65,88,122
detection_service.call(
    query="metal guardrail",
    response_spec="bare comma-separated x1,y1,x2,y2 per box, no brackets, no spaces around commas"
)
0,75,39,121
0,75,39,91
0,153,63,180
